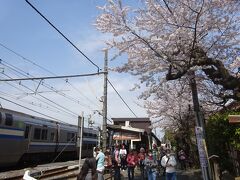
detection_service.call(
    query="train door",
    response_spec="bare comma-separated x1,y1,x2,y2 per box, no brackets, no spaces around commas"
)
54,123,60,153
24,124,32,150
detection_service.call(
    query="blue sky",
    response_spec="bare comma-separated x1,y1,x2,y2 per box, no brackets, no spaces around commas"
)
0,0,151,129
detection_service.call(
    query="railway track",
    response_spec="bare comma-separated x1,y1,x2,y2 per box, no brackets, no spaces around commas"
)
4,165,79,180
2,163,114,180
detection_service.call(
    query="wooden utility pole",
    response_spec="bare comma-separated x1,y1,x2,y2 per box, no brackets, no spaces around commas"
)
102,49,108,152
189,70,212,180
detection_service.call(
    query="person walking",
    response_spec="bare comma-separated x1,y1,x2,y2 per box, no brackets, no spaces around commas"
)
104,147,112,169
77,157,97,180
161,149,177,180
178,149,187,170
113,145,121,180
138,147,146,179
95,147,105,180
119,144,127,171
126,149,137,180
144,150,158,180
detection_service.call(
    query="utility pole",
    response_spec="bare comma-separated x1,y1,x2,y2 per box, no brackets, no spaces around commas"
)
189,70,211,180
78,113,84,172
102,49,108,152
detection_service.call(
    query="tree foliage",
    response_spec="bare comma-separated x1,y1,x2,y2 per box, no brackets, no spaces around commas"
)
206,110,240,172
96,0,240,103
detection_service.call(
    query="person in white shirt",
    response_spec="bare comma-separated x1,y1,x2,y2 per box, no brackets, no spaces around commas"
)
119,144,127,170
161,149,177,180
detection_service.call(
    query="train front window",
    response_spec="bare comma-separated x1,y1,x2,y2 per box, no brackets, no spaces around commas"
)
34,128,41,140
5,113,13,126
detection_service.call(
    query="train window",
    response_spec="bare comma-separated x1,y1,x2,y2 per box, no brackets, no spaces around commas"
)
93,134,97,138
0,112,2,124
24,126,30,139
34,128,41,140
5,113,13,126
41,129,48,140
88,144,92,149
67,133,75,141
88,133,93,137
83,132,88,137
50,132,55,141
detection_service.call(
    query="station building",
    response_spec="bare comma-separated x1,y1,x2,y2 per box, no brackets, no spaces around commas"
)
107,117,161,151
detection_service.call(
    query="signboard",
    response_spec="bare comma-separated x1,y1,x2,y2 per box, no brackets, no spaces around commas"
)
228,115,240,124
113,131,140,140
195,126,208,168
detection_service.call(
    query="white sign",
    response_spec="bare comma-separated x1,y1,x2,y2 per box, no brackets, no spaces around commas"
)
195,126,208,167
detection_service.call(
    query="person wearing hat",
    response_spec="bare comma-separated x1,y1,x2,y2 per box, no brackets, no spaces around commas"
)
161,149,177,180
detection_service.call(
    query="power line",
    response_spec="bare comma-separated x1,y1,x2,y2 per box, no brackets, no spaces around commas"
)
0,72,104,81
0,76,77,118
0,42,54,75
0,44,101,110
107,78,138,117
0,90,76,119
0,96,59,121
2,73,79,116
25,0,101,72
0,60,99,110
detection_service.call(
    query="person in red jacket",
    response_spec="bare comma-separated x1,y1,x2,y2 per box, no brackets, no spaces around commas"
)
127,149,137,180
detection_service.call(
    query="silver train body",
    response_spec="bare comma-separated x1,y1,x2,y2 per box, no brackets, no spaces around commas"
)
0,108,98,167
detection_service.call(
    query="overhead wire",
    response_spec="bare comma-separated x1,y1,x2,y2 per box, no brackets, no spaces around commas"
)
0,96,60,121
0,90,70,117
1,79,77,118
2,0,140,120
0,49,101,110
0,44,114,121
25,0,101,73
2,72,79,116
107,78,138,117
0,60,98,110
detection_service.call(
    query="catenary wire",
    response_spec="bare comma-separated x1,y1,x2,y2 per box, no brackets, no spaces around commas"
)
0,60,99,110
1,80,77,118
25,0,100,72
0,96,60,121
0,45,102,110
2,73,79,116
107,78,138,117
0,44,117,119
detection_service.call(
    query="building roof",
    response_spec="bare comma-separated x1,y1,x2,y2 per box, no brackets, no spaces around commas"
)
111,117,150,122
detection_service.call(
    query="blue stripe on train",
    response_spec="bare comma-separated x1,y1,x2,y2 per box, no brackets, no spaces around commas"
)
0,134,24,140
0,126,24,131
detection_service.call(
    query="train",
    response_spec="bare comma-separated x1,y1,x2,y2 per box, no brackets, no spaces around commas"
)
0,108,98,168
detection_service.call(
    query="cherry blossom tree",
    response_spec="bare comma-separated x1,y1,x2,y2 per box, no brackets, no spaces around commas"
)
96,0,240,101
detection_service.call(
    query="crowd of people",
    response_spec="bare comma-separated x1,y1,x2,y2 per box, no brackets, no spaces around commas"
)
78,144,188,180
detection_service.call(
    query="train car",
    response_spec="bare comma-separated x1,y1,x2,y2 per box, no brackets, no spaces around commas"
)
0,108,98,168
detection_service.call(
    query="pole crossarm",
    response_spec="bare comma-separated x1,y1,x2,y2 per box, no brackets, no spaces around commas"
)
0,72,105,82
